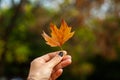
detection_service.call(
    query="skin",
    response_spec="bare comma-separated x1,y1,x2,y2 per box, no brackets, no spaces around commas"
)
27,51,72,80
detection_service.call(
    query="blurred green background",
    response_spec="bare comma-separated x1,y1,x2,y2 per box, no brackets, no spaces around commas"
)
0,0,120,80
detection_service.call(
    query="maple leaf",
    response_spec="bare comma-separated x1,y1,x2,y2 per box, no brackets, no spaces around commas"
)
42,20,74,48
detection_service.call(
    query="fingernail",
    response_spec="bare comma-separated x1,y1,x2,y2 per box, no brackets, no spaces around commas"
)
58,52,63,57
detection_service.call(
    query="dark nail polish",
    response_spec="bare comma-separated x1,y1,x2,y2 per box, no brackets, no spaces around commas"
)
58,52,63,57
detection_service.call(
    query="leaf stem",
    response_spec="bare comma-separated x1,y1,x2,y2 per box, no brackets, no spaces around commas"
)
59,46,63,50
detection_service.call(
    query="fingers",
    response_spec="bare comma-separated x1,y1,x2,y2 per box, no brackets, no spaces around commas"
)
47,51,67,68
36,51,60,62
34,51,67,63
62,55,72,61
50,55,71,80
53,55,72,72
51,69,63,80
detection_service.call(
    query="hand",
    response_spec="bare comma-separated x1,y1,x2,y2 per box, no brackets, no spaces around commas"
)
27,51,72,80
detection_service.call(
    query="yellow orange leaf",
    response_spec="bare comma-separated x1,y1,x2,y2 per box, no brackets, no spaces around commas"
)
42,20,75,47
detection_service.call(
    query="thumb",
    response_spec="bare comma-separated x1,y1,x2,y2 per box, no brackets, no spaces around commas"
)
47,51,67,68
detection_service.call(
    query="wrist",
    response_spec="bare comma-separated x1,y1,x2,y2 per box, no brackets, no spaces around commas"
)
27,73,39,80
27,75,49,80
27,77,35,80
27,76,38,80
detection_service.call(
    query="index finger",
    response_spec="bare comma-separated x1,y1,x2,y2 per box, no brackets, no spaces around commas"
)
36,51,67,63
